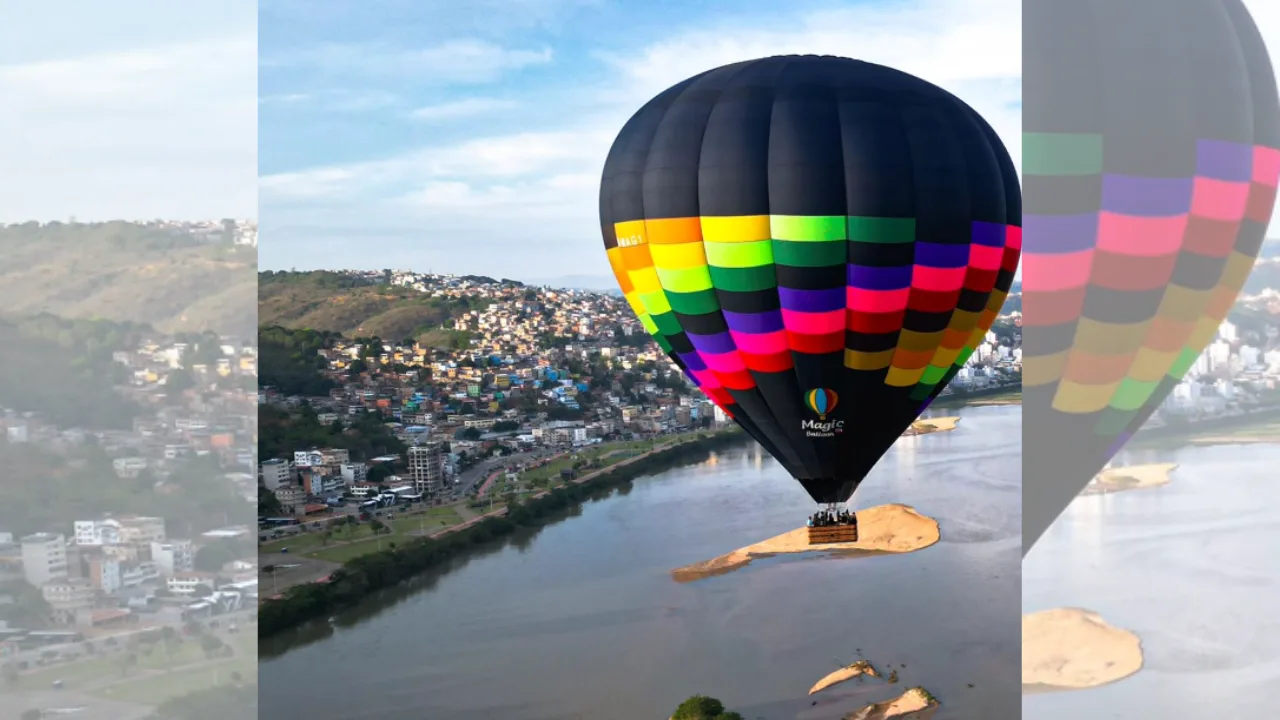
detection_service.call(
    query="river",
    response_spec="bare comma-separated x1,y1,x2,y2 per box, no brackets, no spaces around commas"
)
259,405,1021,720
1024,441,1280,718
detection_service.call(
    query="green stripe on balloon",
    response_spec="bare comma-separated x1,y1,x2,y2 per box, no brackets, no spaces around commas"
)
709,265,777,292
666,289,721,315
705,240,772,268
847,216,916,243
773,239,845,267
1022,133,1103,176
655,265,713,293
1168,346,1201,380
772,215,847,241
652,312,682,336
1110,377,1159,412
1093,407,1137,436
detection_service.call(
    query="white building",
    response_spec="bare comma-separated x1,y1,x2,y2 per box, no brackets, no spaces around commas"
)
260,458,293,490
74,520,122,547
408,442,444,498
21,533,68,587
112,457,149,479
151,540,194,577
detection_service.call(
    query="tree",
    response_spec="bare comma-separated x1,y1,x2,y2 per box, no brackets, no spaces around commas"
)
672,696,735,720
198,633,224,658
21,710,41,720
192,584,214,598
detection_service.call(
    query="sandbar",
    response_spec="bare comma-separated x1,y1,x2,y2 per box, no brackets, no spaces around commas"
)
1080,463,1176,496
905,416,959,436
671,504,940,583
843,687,939,720
1022,608,1143,692
809,660,879,695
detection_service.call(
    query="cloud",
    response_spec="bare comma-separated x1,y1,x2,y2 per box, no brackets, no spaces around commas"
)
0,31,257,222
412,98,521,121
264,39,553,84
260,0,1020,276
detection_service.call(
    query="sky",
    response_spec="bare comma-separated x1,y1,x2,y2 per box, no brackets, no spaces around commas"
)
0,1,257,223
259,0,1021,283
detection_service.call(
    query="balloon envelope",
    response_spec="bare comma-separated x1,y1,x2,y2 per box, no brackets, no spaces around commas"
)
1023,0,1280,553
600,55,1021,504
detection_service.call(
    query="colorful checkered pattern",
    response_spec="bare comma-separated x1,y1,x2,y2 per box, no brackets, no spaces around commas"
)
606,215,1021,413
1023,134,1280,443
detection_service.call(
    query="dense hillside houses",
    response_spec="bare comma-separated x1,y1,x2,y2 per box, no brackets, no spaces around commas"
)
258,271,1024,512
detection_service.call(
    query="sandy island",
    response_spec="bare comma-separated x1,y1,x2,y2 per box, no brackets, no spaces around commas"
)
671,504,940,583
905,417,959,436
1022,608,1143,693
843,687,939,720
1079,463,1176,496
809,660,879,694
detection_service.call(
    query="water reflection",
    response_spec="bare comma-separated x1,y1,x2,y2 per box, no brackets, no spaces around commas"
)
261,406,1021,720
1025,442,1280,718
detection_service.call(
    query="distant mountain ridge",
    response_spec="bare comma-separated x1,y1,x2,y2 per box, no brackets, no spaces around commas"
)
0,221,255,338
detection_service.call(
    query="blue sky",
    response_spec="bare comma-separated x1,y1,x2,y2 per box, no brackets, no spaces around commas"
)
260,0,1021,283
0,1,256,222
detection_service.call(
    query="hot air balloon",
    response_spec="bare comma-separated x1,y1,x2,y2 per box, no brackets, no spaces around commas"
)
1023,0,1280,554
599,55,1021,536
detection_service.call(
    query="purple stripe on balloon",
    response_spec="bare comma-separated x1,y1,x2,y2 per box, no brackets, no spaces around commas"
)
722,309,784,334
1100,175,1192,216
686,331,736,355
1196,139,1253,182
847,263,912,290
677,351,707,372
971,221,1008,247
1021,213,1098,254
777,286,845,312
913,242,970,268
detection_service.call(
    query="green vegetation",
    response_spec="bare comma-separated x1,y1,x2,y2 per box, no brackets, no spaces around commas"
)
0,445,247,537
257,431,747,637
0,221,255,337
260,507,465,564
672,695,744,720
259,403,408,465
0,316,149,429
259,270,492,341
259,325,340,396
143,683,257,720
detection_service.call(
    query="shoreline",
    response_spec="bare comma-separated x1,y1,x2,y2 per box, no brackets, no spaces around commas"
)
844,687,939,720
1022,608,1143,693
671,504,940,583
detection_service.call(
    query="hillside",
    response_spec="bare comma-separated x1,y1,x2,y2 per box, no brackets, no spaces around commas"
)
259,271,490,340
0,221,256,338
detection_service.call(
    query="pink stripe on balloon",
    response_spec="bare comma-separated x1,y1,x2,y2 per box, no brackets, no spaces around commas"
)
968,244,1004,270
1253,146,1280,187
701,351,746,373
729,329,788,355
781,309,845,334
1190,177,1250,220
1096,212,1187,256
1005,225,1021,250
847,287,910,313
689,369,720,389
910,265,966,292
1021,249,1093,292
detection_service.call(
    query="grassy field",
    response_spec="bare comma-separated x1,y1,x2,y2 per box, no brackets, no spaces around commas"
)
93,633,257,706
261,506,465,564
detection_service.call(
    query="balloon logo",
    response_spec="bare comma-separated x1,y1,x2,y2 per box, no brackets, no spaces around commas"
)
1022,0,1280,553
600,55,1021,507
804,389,839,420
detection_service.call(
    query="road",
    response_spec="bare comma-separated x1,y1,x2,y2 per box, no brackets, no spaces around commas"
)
452,448,558,495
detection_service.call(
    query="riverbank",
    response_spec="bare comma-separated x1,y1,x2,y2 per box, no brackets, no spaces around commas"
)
258,429,752,637
670,504,940,583
810,660,878,694
1079,463,1176,496
1022,608,1143,693
908,416,960,435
